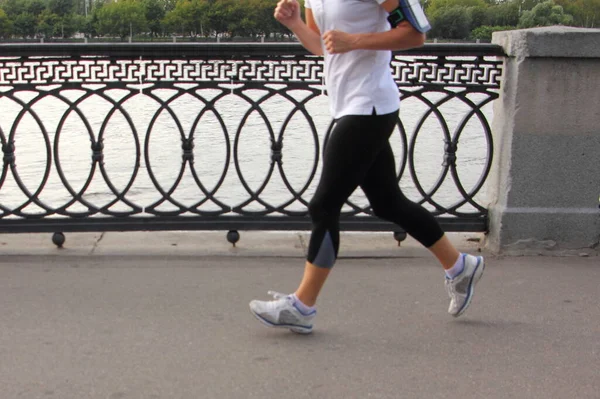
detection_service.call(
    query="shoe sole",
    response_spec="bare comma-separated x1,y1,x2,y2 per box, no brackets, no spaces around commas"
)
453,256,485,318
249,305,313,335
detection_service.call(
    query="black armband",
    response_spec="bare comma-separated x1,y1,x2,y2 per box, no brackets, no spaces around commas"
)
387,6,406,28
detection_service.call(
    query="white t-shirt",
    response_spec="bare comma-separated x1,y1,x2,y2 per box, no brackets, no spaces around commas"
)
304,0,400,119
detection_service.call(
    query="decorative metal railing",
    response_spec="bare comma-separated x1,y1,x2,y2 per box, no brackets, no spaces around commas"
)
0,43,504,245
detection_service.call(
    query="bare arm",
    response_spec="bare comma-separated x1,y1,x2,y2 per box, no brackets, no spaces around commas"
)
275,0,323,56
353,21,426,51
290,8,323,56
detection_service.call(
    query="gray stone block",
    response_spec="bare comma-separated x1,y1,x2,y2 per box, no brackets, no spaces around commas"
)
488,206,599,254
493,26,600,58
509,133,599,209
486,28,600,255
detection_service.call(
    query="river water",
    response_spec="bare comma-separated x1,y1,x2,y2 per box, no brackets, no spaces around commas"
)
0,86,494,217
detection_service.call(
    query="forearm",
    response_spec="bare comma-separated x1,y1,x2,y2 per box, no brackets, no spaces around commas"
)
352,22,425,51
289,22,324,56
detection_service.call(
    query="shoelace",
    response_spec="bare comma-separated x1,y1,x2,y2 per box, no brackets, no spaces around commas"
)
267,291,290,300
261,291,294,312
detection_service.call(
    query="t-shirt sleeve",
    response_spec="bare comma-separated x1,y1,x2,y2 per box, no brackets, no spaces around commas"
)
304,0,312,9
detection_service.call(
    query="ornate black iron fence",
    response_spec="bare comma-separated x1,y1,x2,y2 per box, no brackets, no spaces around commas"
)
0,43,504,246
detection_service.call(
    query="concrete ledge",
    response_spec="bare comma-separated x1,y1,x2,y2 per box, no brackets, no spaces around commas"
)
0,231,485,259
493,26,600,58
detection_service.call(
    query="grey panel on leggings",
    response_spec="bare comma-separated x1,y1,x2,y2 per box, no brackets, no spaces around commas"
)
313,231,335,268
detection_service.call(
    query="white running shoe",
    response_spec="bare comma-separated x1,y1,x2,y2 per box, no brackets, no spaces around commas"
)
249,291,316,334
445,254,485,317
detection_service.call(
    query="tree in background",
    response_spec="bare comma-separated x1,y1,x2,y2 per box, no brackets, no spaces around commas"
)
143,0,164,38
0,8,13,37
425,0,589,40
48,0,75,36
204,0,231,37
486,0,520,26
426,0,487,16
1,0,44,37
162,0,177,12
12,11,36,36
428,5,473,39
0,0,597,41
513,0,545,13
426,0,489,39
37,8,60,36
83,0,103,37
251,0,281,38
470,25,515,40
48,0,74,17
162,0,207,37
518,0,573,28
1,0,26,17
229,0,257,37
96,0,147,39
27,0,45,16
468,4,488,30
555,0,600,28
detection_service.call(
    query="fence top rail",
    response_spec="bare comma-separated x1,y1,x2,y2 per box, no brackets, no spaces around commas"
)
0,42,506,59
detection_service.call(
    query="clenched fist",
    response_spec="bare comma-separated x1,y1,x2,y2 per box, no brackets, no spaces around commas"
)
274,0,301,29
322,30,358,54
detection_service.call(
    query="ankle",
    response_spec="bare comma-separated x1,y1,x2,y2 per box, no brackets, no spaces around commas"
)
445,253,465,278
294,292,316,308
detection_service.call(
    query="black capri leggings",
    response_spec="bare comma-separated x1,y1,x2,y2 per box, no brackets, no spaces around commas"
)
307,109,445,268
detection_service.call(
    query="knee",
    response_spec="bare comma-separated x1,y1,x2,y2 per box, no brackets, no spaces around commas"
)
308,197,337,223
371,203,396,222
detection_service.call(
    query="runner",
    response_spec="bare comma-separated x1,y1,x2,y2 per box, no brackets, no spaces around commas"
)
249,0,484,334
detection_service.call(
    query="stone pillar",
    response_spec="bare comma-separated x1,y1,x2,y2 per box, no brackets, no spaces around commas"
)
486,27,600,255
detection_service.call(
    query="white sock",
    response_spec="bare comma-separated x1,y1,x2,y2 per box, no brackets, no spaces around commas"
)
445,254,465,279
291,294,316,315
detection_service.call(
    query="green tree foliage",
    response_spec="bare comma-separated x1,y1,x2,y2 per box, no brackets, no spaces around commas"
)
96,0,147,38
425,0,487,15
0,0,597,41
205,0,231,36
48,0,74,17
46,0,76,37
518,0,573,28
85,0,104,37
37,8,60,36
13,11,36,36
555,0,600,28
162,0,177,12
161,0,282,39
143,0,165,37
0,8,13,37
1,0,27,17
468,5,488,29
26,0,46,16
426,0,493,38
486,1,519,26
470,25,514,40
162,0,207,36
429,5,472,39
228,0,257,37
251,0,282,37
